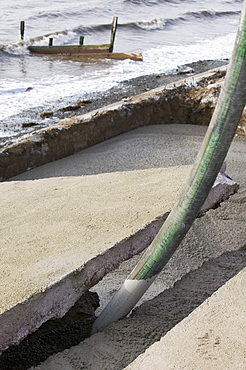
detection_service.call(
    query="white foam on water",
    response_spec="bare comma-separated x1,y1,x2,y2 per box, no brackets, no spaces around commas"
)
140,32,235,75
0,31,236,124
136,18,167,30
0,73,119,120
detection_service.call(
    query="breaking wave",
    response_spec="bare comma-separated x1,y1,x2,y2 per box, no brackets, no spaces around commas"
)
135,9,240,31
186,9,240,19
136,17,181,30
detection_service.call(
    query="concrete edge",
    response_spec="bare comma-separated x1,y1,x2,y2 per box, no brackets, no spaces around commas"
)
0,212,169,354
0,168,239,353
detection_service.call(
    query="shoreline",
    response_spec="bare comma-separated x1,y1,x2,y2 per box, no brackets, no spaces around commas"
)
0,59,228,149
2,60,240,182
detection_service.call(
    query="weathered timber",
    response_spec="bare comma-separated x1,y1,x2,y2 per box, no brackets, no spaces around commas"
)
27,16,142,61
79,36,84,45
48,52,143,61
109,16,118,52
28,44,111,54
27,49,143,62
20,21,25,40
79,52,142,61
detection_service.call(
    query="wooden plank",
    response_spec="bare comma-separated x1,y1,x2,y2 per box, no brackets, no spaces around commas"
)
28,44,111,54
42,52,143,61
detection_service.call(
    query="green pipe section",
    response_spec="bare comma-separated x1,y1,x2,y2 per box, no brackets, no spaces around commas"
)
92,1,246,334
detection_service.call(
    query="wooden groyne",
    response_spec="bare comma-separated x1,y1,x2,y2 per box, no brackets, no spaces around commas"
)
23,17,143,61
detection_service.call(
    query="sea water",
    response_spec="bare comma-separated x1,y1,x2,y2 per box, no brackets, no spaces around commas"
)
0,0,242,144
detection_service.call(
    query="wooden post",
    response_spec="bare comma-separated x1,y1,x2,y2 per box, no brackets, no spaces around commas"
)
109,16,118,52
20,21,25,40
79,36,84,45
49,38,53,46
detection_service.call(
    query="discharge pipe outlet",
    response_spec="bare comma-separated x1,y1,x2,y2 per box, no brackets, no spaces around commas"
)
92,1,246,334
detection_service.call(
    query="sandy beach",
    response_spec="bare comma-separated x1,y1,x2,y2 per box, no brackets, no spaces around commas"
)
0,62,245,369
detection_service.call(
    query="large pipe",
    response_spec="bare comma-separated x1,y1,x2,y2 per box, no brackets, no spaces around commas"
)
92,1,246,334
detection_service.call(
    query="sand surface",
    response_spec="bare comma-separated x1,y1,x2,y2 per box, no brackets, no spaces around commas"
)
0,122,243,369
1,124,211,316
1,165,191,313
124,266,246,370
0,116,246,370
29,124,245,370
31,188,246,369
